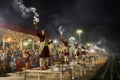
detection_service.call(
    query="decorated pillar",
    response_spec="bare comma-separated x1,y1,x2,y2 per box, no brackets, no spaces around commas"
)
32,40,34,50
20,39,23,50
2,36,5,49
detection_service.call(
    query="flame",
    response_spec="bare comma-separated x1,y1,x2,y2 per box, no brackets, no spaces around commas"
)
33,21,38,28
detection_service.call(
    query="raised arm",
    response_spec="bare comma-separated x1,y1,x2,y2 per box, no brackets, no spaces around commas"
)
33,21,46,42
35,27,41,37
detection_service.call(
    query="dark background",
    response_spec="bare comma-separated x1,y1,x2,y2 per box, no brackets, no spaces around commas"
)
0,0,120,53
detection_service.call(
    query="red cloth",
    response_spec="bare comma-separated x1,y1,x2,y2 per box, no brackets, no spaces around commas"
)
64,49,69,56
39,46,50,58
35,28,50,58
16,60,22,71
25,50,29,55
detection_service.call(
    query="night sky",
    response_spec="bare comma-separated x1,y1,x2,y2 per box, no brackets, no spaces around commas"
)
0,0,120,53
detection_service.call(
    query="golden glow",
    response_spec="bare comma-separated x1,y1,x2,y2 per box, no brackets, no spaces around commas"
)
28,39,32,42
76,29,83,34
41,29,45,35
33,21,38,27
23,42,28,46
7,37,12,42
53,40,58,44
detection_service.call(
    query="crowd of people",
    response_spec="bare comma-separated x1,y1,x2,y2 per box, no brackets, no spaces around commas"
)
0,22,106,74
0,47,40,74
0,38,103,74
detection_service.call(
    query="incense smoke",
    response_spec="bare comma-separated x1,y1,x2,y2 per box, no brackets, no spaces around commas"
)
58,26,63,35
12,0,39,23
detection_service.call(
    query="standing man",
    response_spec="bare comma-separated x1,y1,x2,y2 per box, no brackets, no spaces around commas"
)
60,36,69,64
34,22,50,70
48,39,56,66
74,42,80,62
58,26,69,64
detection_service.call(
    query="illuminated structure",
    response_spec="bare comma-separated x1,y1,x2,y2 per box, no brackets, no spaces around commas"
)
76,29,83,43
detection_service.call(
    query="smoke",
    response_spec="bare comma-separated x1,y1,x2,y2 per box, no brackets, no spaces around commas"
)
58,26,65,35
88,37,110,53
46,14,73,37
12,0,39,23
96,38,107,45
